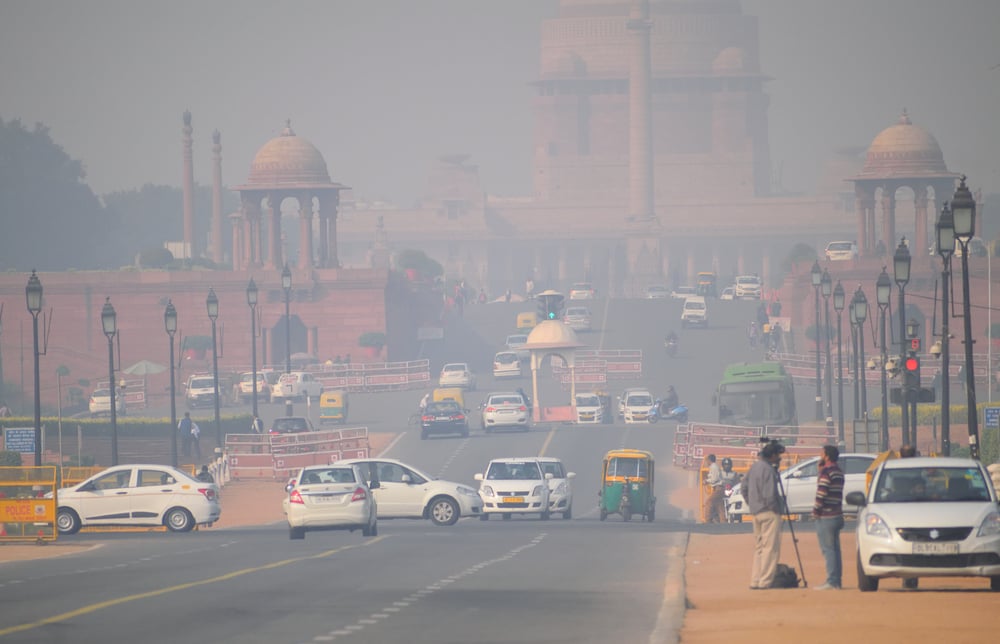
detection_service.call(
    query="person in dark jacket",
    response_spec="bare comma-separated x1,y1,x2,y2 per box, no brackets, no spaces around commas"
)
812,445,845,590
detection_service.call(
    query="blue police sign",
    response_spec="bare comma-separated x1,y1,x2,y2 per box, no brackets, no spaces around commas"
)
985,407,1000,429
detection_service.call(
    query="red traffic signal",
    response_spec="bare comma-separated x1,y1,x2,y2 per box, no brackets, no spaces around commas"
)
904,356,920,372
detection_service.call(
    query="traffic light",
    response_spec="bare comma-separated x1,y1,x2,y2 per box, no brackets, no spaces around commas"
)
904,354,920,395
536,291,564,321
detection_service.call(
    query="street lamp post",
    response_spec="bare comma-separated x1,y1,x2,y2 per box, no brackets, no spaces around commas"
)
25,271,43,466
811,260,823,420
850,296,860,420
206,288,222,451
876,268,891,452
893,238,911,445
282,264,292,375
821,269,833,423
951,177,980,459
854,286,869,420
164,300,178,468
100,298,118,466
907,318,920,446
247,278,259,419
936,201,955,455
833,281,846,444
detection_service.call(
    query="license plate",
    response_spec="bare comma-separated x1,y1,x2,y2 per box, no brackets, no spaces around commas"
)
435,417,450,421
312,495,340,503
913,542,959,554
502,497,524,504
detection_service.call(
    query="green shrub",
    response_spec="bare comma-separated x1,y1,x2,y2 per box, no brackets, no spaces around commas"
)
0,451,23,466
359,332,386,348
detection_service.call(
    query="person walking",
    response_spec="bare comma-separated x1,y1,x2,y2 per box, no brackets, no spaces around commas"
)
178,412,193,457
812,445,845,590
251,415,264,435
190,419,202,460
703,454,725,523
743,440,784,589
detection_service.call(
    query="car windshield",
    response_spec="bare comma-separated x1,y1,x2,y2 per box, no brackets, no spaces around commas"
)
427,402,460,414
827,242,852,251
736,277,760,285
607,457,647,478
506,335,527,346
495,353,518,364
685,302,705,310
648,286,666,293
576,394,600,406
487,462,542,480
92,389,110,398
190,378,214,388
273,418,309,432
300,468,356,485
489,395,523,406
566,308,589,316
572,283,592,290
241,373,264,383
874,467,991,503
626,394,652,407
442,364,465,373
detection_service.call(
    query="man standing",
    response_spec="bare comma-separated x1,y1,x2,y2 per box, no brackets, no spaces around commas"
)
812,445,845,590
178,412,193,457
743,441,784,589
703,454,724,523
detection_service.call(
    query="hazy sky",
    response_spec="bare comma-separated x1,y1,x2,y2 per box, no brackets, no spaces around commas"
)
2,0,998,206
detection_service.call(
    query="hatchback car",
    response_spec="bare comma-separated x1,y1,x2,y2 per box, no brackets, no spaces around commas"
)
562,306,592,332
492,351,521,379
419,401,469,439
480,392,530,432
54,464,221,534
438,362,476,390
474,458,552,520
568,282,595,300
575,392,605,424
849,457,1000,591
283,464,378,540
537,457,576,519
339,458,481,526
269,416,315,435
780,453,876,515
88,388,123,417
825,240,858,261
719,286,735,301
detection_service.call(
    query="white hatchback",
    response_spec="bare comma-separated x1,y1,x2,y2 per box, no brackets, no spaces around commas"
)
492,351,521,379
438,363,476,390
283,464,378,540
562,306,592,332
480,392,531,432
537,457,575,519
475,458,552,520
575,392,604,424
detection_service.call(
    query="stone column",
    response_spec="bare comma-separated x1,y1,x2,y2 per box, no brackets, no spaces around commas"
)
324,192,340,269
558,245,568,283
298,193,314,271
736,247,746,277
627,0,654,222
181,111,196,259
230,212,243,271
881,186,896,255
686,248,696,286
317,201,329,268
243,195,263,268
914,184,929,255
267,194,281,269
211,129,224,264
855,193,867,255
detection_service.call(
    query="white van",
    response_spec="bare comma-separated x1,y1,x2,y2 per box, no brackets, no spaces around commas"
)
185,374,218,409
680,296,708,328
620,389,654,424
271,371,323,403
825,240,858,261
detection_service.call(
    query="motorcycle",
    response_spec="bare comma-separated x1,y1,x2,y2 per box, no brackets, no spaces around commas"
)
648,401,688,424
664,336,678,357
724,481,747,523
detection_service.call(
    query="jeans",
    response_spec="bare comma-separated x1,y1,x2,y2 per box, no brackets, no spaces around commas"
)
816,515,844,588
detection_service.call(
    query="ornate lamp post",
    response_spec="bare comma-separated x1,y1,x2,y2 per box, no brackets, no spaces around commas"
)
951,177,980,459
100,297,119,465
282,264,292,375
206,288,222,450
876,267,891,451
821,268,833,423
893,238,911,443
854,286,869,419
833,280,846,444
936,201,955,455
906,318,921,446
850,291,860,420
247,278,260,419
25,271,43,466
811,260,823,420
164,300,178,467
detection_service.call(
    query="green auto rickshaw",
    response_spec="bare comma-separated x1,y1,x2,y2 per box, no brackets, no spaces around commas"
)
599,448,655,522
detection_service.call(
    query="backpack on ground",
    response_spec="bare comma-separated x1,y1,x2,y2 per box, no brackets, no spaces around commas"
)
770,563,799,588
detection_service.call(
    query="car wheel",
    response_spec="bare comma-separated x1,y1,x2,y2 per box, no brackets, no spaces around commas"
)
289,526,305,540
502,513,512,521
363,519,378,537
428,496,460,526
991,577,1000,592
480,513,489,521
648,415,659,424
56,508,81,535
856,551,878,592
563,506,572,520
165,507,195,532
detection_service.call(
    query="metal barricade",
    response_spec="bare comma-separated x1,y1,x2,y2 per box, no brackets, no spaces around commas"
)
0,466,58,542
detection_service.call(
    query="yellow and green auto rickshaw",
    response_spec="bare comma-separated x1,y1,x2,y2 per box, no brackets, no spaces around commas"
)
318,389,349,424
599,448,655,522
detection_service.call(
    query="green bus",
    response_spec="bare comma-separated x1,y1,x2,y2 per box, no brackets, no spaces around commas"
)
714,362,797,427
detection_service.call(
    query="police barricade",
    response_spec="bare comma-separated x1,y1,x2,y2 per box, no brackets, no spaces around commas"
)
309,360,430,393
225,434,276,480
552,359,607,389
0,466,57,542
672,423,813,471
227,428,370,480
577,350,642,380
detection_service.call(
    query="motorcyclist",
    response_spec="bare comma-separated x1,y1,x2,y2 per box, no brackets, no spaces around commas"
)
661,385,679,414
664,330,679,355
720,457,739,485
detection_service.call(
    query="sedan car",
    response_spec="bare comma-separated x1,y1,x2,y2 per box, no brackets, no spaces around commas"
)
438,362,476,390
419,401,469,439
480,392,530,432
338,458,481,526
88,388,123,417
670,285,697,300
537,457,575,519
645,284,669,299
475,458,552,520
283,464,378,540
492,351,521,379
269,416,315,435
54,464,221,534
568,282,595,300
562,306,592,332
849,457,1000,592
780,453,876,515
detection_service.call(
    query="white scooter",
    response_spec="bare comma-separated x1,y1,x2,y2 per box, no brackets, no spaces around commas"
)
723,479,747,523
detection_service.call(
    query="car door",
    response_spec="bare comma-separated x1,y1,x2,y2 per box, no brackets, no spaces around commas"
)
129,468,182,525
77,467,135,524
369,461,426,518
781,459,819,514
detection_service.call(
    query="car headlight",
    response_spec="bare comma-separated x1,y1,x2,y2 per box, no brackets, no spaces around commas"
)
532,485,544,497
864,512,892,539
457,486,478,497
553,482,567,495
977,511,1000,537
480,485,495,497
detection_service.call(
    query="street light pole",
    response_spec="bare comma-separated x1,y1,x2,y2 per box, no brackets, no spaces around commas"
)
951,177,980,459
25,271,43,466
893,238,911,445
936,201,955,455
833,281,845,445
811,260,823,420
247,278,259,420
100,298,118,466
206,288,222,451
876,268,891,451
821,269,833,423
164,300,178,468
854,286,869,421
282,264,292,375
850,299,859,420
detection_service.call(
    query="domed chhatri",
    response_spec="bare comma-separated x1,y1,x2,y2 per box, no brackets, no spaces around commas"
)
524,320,584,350
247,119,332,187
859,109,949,178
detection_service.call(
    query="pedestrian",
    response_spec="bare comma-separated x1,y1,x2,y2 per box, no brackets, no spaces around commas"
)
812,445,845,590
505,288,512,304
196,465,214,483
178,412,193,457
703,454,725,523
0,401,10,417
251,415,264,434
743,440,784,589
190,419,202,460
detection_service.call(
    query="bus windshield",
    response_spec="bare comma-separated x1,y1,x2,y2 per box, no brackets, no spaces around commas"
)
718,383,793,426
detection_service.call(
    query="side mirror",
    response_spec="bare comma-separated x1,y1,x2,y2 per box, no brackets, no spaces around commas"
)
284,482,295,493
567,472,576,479
544,472,554,480
401,474,412,484
474,473,484,481
845,491,866,507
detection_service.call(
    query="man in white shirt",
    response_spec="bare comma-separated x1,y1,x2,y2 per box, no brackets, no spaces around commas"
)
704,454,724,523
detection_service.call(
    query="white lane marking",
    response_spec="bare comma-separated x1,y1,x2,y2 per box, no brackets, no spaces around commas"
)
370,613,389,619
376,431,406,457
435,436,470,478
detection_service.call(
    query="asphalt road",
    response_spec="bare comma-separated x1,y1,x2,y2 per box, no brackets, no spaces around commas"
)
2,295,793,643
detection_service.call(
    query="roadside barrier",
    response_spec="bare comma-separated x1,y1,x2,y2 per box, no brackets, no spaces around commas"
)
672,422,829,470
226,428,371,480
0,466,57,543
304,360,431,393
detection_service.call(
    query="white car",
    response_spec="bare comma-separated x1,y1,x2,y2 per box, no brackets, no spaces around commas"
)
780,453,877,515
645,284,670,299
680,295,708,329
562,306,592,332
670,286,696,300
505,334,530,362
480,391,531,432
850,457,1000,592
338,458,482,526
271,371,323,403
825,240,858,261
475,458,552,520
574,392,604,424
568,282,595,300
283,464,378,540
438,362,476,390
619,389,654,423
537,457,575,519
492,351,521,379
734,275,762,300
88,388,124,417
54,464,221,534
719,286,735,301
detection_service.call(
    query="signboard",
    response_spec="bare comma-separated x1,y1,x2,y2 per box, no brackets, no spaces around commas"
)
3,428,35,454
985,407,1000,429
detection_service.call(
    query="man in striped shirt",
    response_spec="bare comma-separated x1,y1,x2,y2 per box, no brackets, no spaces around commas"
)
812,445,845,590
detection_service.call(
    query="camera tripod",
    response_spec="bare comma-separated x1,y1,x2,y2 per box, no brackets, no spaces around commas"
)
775,467,808,588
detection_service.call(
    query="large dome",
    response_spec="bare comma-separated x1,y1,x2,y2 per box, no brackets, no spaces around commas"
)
524,320,584,349
246,120,332,187
858,110,950,178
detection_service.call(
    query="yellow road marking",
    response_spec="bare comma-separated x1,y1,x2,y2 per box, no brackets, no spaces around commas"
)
0,536,388,637
538,424,558,457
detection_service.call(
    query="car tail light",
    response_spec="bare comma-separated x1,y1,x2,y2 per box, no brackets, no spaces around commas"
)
351,487,367,502
289,489,304,504
421,415,433,422
485,406,496,413
198,488,217,501
454,414,465,421
518,405,527,412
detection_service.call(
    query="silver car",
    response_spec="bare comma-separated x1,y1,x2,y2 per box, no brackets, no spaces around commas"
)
480,392,530,432
562,306,592,332
283,464,378,540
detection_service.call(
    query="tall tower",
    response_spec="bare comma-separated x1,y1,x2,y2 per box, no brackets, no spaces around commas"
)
181,110,196,259
211,129,224,263
627,0,654,222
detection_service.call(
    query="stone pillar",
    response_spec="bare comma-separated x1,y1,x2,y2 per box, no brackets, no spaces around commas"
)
243,196,263,268
627,0,654,222
181,111,196,259
867,203,877,256
881,186,896,255
736,248,746,277
298,194,314,271
230,212,243,271
211,129,224,264
324,192,340,269
914,184,929,255
317,202,329,268
855,193,867,255
761,254,771,292
267,194,281,269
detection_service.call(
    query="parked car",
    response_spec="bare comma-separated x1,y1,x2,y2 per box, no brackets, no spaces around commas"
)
619,388,654,423
438,362,476,390
283,464,378,540
269,416,316,435
645,284,670,299
271,371,323,403
184,374,219,409
237,371,273,403
780,453,877,515
474,458,552,520
88,388,123,417
53,464,221,534
537,457,575,519
734,275,762,300
338,458,482,526
419,401,469,439
562,306,592,332
850,456,1000,592
480,391,531,432
568,282,595,300
492,351,522,379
